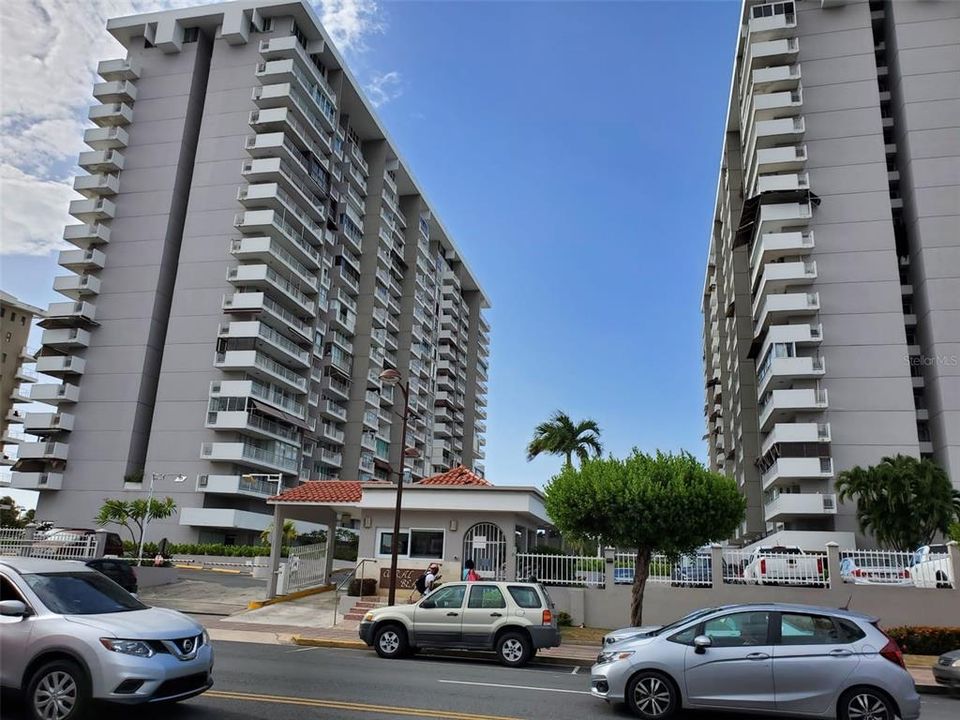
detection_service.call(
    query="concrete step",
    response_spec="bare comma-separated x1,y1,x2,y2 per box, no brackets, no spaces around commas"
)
352,601,385,609
344,612,368,620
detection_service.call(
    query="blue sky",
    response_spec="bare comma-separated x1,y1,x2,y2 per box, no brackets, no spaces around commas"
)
1,0,741,503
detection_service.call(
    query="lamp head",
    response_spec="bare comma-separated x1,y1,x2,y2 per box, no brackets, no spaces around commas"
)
378,368,402,386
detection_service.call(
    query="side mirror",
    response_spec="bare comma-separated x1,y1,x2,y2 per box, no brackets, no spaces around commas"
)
0,600,28,618
693,635,712,654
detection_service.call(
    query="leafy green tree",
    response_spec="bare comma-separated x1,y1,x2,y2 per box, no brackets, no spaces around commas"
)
950,522,960,544
526,410,603,467
260,519,297,546
545,450,745,625
94,497,178,550
0,496,26,527
836,455,959,552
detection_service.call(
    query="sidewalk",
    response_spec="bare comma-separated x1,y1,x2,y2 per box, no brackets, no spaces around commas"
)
201,617,945,693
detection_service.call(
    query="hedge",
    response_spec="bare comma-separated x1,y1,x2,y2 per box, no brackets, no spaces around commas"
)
120,540,358,562
886,626,960,656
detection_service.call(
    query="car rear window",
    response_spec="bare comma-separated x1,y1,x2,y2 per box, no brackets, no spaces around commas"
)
24,572,145,614
507,585,542,608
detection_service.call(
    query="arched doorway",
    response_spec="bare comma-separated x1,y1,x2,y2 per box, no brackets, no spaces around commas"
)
462,522,507,580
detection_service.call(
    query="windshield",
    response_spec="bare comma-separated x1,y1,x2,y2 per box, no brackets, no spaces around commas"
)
24,572,146,615
652,607,718,636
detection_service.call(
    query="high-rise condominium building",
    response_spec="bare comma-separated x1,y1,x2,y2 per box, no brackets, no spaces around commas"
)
10,0,490,543
1,292,44,461
702,0,959,549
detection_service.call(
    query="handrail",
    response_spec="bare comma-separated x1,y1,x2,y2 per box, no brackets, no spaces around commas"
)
333,558,376,626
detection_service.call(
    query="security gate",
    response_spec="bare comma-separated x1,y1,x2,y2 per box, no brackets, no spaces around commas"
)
462,522,507,580
283,542,327,593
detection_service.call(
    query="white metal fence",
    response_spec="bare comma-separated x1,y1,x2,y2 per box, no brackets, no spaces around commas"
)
283,542,327,593
515,553,605,587
0,528,99,560
721,548,829,587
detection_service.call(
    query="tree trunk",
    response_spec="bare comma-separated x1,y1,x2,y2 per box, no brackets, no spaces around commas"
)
630,547,652,626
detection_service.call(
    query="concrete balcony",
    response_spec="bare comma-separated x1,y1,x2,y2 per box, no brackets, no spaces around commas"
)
319,449,343,468
210,379,307,420
42,302,97,326
764,493,837,522
746,8,797,43
222,292,312,342
69,197,116,223
53,274,101,300
200,441,298,474
10,472,63,491
218,320,310,368
752,63,801,92
36,355,86,378
230,236,318,287
30,383,80,406
179,507,272,532
762,457,834,491
321,424,345,444
18,441,70,461
73,173,120,199
97,58,141,81
753,146,807,188
763,323,823,350
23,412,74,435
750,230,813,278
754,292,819,336
63,223,110,248
754,260,817,301
196,474,283,498
757,171,809,194
41,328,91,350
745,37,799,71
758,356,825,395
755,117,805,149
752,89,803,121
238,181,326,232
761,422,831,458
759,388,828,431
234,210,322,270
88,102,133,127
214,350,307,394
78,150,124,173
93,80,137,104
226,263,316,316
83,126,129,151
205,410,301,444
58,248,106,273
319,399,348,422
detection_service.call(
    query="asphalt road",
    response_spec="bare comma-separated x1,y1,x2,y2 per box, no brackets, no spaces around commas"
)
3,641,957,719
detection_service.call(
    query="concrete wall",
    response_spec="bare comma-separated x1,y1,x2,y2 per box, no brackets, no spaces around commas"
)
1,296,39,441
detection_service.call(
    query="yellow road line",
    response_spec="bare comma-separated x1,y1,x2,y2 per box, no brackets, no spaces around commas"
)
204,689,522,720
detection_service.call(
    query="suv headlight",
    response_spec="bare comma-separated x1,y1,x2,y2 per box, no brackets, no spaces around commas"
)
952,658,960,668
201,628,210,646
597,650,634,665
363,612,376,622
100,638,155,658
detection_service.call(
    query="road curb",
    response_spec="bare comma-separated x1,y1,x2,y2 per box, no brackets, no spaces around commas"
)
290,636,590,667
916,684,951,696
248,584,334,609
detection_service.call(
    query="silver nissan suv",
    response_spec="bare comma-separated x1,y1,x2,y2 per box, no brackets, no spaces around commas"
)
0,557,213,720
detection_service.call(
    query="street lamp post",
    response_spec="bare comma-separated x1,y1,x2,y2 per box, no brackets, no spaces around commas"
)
379,368,420,606
138,472,187,564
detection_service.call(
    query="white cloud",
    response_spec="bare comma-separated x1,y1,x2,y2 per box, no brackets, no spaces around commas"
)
0,0,388,258
0,164,74,256
365,70,403,107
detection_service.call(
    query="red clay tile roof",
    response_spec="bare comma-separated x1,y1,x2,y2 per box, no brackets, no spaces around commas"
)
269,481,364,503
416,466,492,487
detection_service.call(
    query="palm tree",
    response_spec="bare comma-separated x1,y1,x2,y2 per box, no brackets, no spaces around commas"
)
836,454,960,552
526,410,603,467
260,520,298,546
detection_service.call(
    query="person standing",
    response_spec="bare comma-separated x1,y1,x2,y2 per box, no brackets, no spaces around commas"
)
462,558,480,581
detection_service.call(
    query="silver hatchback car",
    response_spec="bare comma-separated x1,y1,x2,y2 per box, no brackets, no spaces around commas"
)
591,603,919,720
0,557,213,720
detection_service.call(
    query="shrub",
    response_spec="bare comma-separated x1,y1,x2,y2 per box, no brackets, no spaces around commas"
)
348,578,377,597
556,611,573,627
885,626,960,656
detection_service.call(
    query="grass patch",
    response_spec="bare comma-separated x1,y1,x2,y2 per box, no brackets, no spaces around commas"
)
560,626,609,645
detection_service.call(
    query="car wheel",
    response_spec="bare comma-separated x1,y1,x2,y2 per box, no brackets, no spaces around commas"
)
27,659,89,720
626,671,677,719
374,624,408,659
839,687,895,720
496,632,532,667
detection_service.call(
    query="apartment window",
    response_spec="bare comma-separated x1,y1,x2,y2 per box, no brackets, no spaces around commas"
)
260,17,273,32
292,21,308,49
20,316,26,326
751,2,794,20
376,529,444,559
0,308,4,318
8,312,14,322
183,27,199,43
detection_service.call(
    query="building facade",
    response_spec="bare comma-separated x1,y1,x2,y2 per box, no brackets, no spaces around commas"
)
702,0,960,549
11,0,490,543
1,292,44,464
